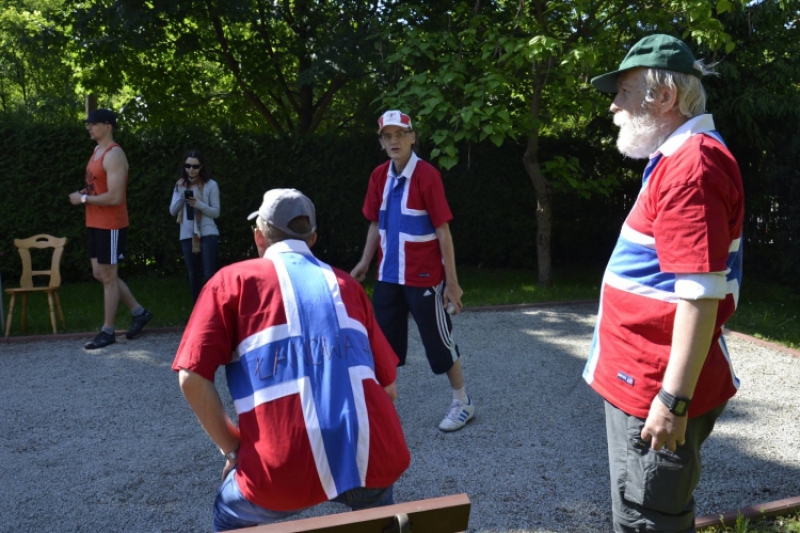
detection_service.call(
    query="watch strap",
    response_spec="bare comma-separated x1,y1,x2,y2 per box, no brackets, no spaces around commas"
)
657,388,691,416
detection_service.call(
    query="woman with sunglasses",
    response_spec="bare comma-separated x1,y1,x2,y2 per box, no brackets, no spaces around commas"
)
169,149,221,304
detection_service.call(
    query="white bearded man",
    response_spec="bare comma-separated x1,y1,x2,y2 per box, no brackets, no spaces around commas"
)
585,34,745,532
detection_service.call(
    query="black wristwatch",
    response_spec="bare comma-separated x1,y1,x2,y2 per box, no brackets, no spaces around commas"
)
657,388,691,417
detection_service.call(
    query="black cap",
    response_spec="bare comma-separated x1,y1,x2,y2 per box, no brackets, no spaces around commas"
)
85,108,117,127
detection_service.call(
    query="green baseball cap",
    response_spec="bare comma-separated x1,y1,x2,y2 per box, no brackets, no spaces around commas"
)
591,34,701,93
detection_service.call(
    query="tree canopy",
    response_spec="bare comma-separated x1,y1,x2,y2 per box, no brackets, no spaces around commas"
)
377,0,737,284
55,0,406,132
0,0,82,119
1,0,799,284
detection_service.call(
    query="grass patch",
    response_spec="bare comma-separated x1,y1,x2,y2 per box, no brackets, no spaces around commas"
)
355,264,603,306
3,266,798,352
2,277,192,337
726,279,800,350
458,265,602,306
702,512,800,532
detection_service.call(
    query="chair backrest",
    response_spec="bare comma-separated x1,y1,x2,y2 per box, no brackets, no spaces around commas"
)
14,234,68,289
234,493,471,533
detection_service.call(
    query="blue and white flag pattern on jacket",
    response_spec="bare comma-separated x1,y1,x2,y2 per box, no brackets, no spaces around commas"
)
600,132,742,308
584,117,743,394
378,153,437,284
225,241,377,499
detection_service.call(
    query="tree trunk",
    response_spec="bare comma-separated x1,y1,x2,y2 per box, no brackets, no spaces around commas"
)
523,75,553,286
297,54,314,134
524,134,554,287
85,94,97,116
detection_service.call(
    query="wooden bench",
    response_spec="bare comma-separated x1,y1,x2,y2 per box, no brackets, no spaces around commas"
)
230,493,471,533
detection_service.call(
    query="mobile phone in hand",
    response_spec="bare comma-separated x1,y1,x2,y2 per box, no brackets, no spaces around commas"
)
185,189,195,220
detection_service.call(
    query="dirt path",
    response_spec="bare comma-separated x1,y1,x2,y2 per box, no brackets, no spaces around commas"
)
1,306,798,532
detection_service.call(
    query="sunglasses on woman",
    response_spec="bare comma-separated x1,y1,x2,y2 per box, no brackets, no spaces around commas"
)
185,164,202,169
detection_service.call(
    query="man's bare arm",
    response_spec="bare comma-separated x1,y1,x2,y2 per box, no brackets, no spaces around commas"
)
351,221,380,281
69,147,128,206
435,223,463,313
178,369,240,455
641,298,719,451
384,381,398,401
97,147,128,206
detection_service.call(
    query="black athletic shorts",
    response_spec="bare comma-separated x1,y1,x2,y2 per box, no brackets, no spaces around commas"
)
372,280,460,375
87,227,128,265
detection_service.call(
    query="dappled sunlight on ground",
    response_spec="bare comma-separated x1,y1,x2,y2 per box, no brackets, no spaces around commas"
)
1,307,798,532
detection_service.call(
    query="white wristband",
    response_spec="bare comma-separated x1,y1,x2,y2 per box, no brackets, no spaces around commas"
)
221,444,240,461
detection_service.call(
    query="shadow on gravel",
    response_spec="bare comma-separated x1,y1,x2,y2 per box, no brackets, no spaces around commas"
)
0,305,797,533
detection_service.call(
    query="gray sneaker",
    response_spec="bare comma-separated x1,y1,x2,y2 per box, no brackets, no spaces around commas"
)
438,396,475,432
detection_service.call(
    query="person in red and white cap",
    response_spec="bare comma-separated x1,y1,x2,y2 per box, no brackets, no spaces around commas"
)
352,110,475,432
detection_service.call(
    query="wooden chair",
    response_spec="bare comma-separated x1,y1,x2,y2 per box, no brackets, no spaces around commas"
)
230,493,471,533
4,235,67,338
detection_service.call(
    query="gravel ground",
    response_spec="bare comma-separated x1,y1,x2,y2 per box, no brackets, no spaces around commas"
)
1,304,799,532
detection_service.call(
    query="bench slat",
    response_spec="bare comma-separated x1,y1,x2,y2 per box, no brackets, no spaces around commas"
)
231,493,471,533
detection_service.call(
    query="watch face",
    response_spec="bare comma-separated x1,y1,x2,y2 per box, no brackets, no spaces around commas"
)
658,389,690,416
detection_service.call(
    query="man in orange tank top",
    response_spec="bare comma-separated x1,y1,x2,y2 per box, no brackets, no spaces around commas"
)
69,109,153,349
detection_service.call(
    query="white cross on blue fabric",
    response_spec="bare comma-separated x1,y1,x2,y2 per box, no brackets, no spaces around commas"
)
226,242,378,499
378,156,437,284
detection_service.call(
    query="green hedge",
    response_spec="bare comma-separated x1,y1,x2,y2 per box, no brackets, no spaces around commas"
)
1,117,795,287
0,120,548,283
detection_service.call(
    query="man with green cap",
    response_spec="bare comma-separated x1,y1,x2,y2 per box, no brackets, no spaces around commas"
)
583,34,744,532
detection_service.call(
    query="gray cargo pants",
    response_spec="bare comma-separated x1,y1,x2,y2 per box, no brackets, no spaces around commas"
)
605,400,726,532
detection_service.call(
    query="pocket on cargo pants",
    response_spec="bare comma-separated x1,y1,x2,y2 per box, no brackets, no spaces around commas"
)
624,429,699,516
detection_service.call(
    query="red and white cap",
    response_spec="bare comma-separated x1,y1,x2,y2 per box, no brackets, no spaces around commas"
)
377,110,412,133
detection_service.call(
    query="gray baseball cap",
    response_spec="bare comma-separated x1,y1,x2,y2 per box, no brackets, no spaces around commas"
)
247,188,317,239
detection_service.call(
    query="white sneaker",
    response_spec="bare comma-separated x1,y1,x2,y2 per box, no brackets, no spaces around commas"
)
438,397,475,432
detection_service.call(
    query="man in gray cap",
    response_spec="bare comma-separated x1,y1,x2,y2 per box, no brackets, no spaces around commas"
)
173,188,409,531
584,35,744,532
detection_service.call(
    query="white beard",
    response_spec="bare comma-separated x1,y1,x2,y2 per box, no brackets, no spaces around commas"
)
613,108,670,160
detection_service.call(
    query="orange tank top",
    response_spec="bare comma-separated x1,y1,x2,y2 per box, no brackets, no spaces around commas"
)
85,143,129,229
